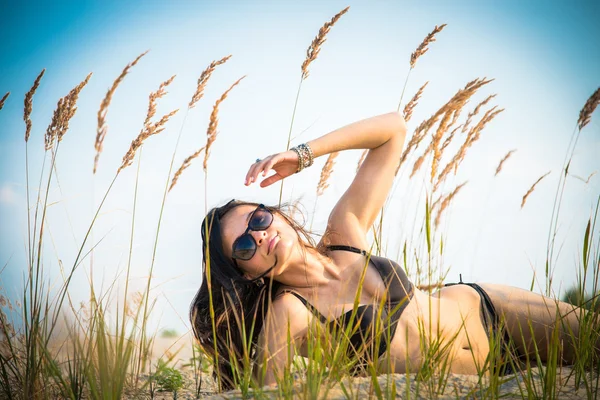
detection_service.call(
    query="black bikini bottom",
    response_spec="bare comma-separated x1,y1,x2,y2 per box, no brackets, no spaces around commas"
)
445,277,515,375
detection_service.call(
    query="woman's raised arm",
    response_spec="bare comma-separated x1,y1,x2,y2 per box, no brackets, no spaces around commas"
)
313,112,406,245
246,112,406,245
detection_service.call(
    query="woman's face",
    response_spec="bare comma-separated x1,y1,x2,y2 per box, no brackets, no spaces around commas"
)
220,204,298,280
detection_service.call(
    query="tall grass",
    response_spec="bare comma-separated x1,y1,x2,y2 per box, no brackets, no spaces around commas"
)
0,17,598,400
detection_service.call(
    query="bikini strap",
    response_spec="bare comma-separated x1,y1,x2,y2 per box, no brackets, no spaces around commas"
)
281,290,328,324
326,245,368,256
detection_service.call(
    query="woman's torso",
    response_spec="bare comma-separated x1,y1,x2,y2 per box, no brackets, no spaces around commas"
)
277,247,492,375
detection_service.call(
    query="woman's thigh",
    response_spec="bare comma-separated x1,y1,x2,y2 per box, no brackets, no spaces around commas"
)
479,283,586,363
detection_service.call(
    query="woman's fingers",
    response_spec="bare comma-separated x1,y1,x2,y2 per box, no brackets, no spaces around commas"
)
245,163,256,185
253,157,272,181
246,155,276,185
260,173,282,188
245,159,263,185
262,156,279,177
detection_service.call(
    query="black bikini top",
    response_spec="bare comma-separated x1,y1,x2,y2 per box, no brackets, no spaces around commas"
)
282,245,414,361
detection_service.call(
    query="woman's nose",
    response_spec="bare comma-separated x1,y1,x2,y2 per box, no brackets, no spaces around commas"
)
251,229,267,245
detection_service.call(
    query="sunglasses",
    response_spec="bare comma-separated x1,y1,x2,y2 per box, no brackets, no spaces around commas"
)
231,204,274,261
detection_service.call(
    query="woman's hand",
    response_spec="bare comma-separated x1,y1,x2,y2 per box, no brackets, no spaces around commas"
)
245,150,299,187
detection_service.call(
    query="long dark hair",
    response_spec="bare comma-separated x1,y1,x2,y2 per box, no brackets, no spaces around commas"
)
189,200,318,390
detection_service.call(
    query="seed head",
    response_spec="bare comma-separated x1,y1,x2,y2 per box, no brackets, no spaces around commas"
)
301,7,350,80
189,55,232,109
94,51,148,173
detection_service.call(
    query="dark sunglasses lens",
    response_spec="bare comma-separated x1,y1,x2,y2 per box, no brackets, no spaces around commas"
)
233,235,256,260
249,209,273,230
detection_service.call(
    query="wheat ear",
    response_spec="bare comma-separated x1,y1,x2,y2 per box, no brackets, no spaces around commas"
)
403,78,492,177
203,76,246,171
435,181,467,227
462,94,497,133
94,51,148,173
45,73,93,151
403,81,429,123
119,75,178,172
440,124,463,153
433,105,504,192
521,171,551,209
317,152,339,196
301,6,350,80
0,92,9,111
430,109,457,181
494,149,517,177
189,55,232,109
578,87,600,130
24,69,46,142
410,24,447,68
169,146,206,192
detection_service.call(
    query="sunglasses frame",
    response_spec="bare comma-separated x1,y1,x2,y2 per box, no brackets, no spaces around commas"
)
231,204,274,263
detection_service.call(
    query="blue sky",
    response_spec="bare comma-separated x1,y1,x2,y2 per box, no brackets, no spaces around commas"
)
0,0,599,333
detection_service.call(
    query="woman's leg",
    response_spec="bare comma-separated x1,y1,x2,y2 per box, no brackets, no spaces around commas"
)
479,283,598,364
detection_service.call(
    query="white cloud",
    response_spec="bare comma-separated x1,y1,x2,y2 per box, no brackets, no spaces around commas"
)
0,184,18,205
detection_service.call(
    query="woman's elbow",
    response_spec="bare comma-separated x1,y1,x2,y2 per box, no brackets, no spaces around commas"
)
386,112,407,149
383,111,407,140
391,111,408,134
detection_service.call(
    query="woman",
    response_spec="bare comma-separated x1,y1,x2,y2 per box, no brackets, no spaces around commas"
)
190,112,593,389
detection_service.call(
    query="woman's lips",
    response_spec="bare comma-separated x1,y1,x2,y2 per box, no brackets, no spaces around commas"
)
268,234,279,255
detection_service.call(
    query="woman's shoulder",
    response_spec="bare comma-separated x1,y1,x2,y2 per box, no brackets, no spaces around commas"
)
271,287,311,315
263,288,311,337
319,224,369,255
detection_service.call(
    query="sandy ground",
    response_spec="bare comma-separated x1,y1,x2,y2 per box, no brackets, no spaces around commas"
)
147,336,598,399
144,366,597,399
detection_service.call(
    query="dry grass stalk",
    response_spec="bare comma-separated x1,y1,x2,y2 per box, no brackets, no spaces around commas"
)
521,171,551,209
455,106,504,166
410,24,447,68
396,121,428,175
400,78,492,176
118,75,178,172
44,73,93,151
410,152,427,178
0,92,9,111
356,149,368,173
435,181,467,226
446,107,462,132
571,171,597,184
301,6,350,80
410,105,462,182
440,124,463,153
462,94,497,133
317,152,339,196
24,69,46,142
578,87,600,130
430,110,456,181
431,88,492,181
94,51,148,173
431,94,496,174
431,193,442,212
416,282,445,291
434,105,504,192
203,76,246,171
403,81,429,122
189,55,232,109
495,149,517,176
169,146,206,192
